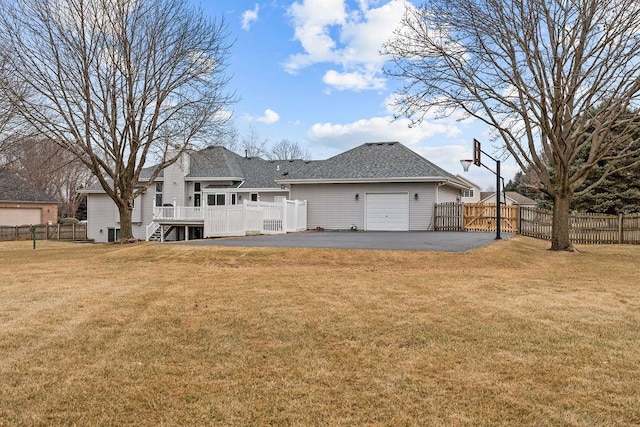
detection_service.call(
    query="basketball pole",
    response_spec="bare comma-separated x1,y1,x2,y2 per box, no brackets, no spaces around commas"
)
463,139,502,240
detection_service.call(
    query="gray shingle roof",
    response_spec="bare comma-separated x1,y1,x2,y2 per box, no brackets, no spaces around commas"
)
280,141,460,181
186,146,309,188
480,191,538,205
187,146,245,178
0,170,57,202
237,157,309,188
79,142,464,193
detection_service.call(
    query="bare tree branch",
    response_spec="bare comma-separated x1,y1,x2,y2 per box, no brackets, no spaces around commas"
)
268,139,311,161
0,0,236,240
384,0,640,250
240,125,269,158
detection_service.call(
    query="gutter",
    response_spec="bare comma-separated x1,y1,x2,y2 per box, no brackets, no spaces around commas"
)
276,176,458,185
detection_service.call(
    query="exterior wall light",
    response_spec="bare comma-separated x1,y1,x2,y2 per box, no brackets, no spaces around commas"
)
355,193,359,200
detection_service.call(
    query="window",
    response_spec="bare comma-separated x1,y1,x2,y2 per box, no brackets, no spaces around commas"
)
250,193,258,202
107,228,121,242
207,193,226,206
193,182,201,207
155,182,163,207
206,192,237,206
462,189,474,198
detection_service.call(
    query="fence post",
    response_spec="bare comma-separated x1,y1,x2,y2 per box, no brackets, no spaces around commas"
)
281,198,288,232
619,213,624,244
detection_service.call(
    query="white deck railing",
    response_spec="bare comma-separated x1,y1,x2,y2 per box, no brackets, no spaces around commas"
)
145,221,160,241
203,200,307,238
153,206,205,221
149,200,307,240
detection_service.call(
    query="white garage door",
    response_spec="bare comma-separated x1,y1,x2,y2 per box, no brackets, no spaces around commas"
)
0,208,42,226
365,193,409,231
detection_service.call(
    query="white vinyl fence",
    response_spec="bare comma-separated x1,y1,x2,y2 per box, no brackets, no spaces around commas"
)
204,200,307,238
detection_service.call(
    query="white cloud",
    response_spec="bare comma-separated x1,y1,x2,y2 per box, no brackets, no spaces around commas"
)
285,0,411,91
247,109,280,124
307,115,463,150
322,69,385,91
241,4,260,31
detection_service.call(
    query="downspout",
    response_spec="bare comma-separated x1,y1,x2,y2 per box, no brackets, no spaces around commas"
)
436,182,446,204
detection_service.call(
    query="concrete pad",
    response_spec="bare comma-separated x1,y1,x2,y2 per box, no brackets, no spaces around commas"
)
175,231,511,252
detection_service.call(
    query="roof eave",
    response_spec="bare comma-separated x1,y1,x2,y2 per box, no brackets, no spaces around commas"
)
277,176,461,185
185,176,244,181
0,199,59,204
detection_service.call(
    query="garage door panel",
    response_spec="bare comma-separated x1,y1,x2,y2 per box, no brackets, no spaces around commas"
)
0,208,42,226
365,193,409,231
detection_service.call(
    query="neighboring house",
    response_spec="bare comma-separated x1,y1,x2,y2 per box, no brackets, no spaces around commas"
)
0,171,58,226
455,174,482,203
80,142,469,242
277,142,468,232
479,191,537,207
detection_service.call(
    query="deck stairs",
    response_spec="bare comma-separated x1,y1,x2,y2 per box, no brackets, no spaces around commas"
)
148,225,174,242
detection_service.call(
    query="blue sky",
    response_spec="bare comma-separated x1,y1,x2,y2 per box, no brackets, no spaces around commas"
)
200,0,518,190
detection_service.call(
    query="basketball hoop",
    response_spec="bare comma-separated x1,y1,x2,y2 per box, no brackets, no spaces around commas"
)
460,159,474,172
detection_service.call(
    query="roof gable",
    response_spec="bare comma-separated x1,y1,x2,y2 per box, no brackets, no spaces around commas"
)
188,146,309,188
188,146,245,178
281,142,460,182
480,191,537,205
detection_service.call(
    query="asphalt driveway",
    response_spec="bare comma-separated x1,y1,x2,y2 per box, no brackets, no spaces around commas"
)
176,231,510,252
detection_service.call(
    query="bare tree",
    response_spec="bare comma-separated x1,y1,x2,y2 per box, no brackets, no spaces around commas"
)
4,137,94,218
269,139,311,160
0,0,235,241
240,125,269,158
0,51,23,166
384,0,640,250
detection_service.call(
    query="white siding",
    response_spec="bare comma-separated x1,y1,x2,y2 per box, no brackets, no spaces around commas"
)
289,182,438,231
87,191,153,242
438,185,461,204
162,152,189,207
236,191,289,203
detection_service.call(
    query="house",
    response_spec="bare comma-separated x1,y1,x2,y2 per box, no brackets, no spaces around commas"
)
81,142,470,242
277,142,468,231
80,146,306,242
479,191,537,207
455,174,482,203
0,170,58,226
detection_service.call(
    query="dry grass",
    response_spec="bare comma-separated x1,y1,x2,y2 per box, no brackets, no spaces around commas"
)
1,237,639,426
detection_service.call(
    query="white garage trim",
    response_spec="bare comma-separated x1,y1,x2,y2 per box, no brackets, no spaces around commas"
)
365,192,409,231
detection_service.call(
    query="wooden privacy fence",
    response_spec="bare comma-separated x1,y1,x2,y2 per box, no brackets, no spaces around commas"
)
520,207,640,244
0,223,87,242
435,203,640,244
434,202,518,233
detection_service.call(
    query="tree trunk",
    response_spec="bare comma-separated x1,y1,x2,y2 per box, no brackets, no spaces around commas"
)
117,202,135,242
550,193,573,251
